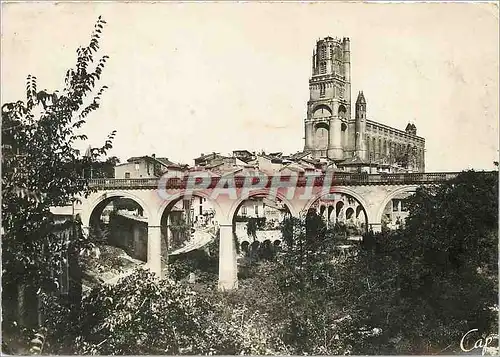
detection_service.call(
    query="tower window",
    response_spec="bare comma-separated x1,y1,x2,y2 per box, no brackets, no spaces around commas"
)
320,83,326,97
320,62,326,74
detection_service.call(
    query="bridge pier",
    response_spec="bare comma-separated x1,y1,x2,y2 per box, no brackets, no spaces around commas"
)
218,223,238,290
147,225,163,278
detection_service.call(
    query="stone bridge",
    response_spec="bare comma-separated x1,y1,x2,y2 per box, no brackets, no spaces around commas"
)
73,171,461,290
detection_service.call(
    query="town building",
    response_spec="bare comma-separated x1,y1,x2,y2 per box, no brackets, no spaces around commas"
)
114,154,186,179
193,151,255,171
303,36,426,173
192,150,337,176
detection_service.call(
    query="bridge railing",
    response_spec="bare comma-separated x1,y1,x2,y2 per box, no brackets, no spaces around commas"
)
87,171,467,189
89,178,160,188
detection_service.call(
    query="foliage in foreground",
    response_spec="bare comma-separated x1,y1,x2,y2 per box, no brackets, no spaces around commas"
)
40,269,287,355
338,170,499,354
1,16,117,355
2,16,115,297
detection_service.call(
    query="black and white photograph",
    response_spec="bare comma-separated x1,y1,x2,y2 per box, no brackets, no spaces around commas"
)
1,1,498,355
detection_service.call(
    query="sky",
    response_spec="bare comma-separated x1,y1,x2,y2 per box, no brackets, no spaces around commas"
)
1,2,498,172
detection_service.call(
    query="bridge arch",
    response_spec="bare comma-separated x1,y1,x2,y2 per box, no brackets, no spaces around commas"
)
156,190,225,226
154,190,224,271
375,185,419,223
303,186,370,219
227,189,298,223
81,190,153,229
303,187,371,232
78,191,156,266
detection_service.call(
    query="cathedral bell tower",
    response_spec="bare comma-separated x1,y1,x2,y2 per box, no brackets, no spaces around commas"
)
355,91,367,160
304,37,351,160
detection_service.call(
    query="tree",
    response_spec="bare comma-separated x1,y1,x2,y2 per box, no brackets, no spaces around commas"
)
341,170,498,354
246,218,258,242
86,155,120,178
2,15,115,330
274,212,359,355
393,144,418,170
273,171,498,355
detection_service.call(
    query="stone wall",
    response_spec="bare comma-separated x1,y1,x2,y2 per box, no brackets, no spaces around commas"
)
108,213,148,262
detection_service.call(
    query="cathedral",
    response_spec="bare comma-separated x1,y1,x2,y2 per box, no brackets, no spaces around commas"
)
304,37,426,173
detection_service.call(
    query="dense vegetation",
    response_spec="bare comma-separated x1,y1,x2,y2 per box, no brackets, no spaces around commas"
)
1,16,115,354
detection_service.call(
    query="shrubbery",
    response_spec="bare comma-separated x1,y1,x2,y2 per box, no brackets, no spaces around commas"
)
340,170,499,354
38,268,288,355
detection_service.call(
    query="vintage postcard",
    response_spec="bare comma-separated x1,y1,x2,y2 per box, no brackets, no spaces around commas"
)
1,1,498,355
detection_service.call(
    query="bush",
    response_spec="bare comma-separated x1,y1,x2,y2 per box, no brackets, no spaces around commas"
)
72,269,220,354
38,268,287,355
339,170,499,354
